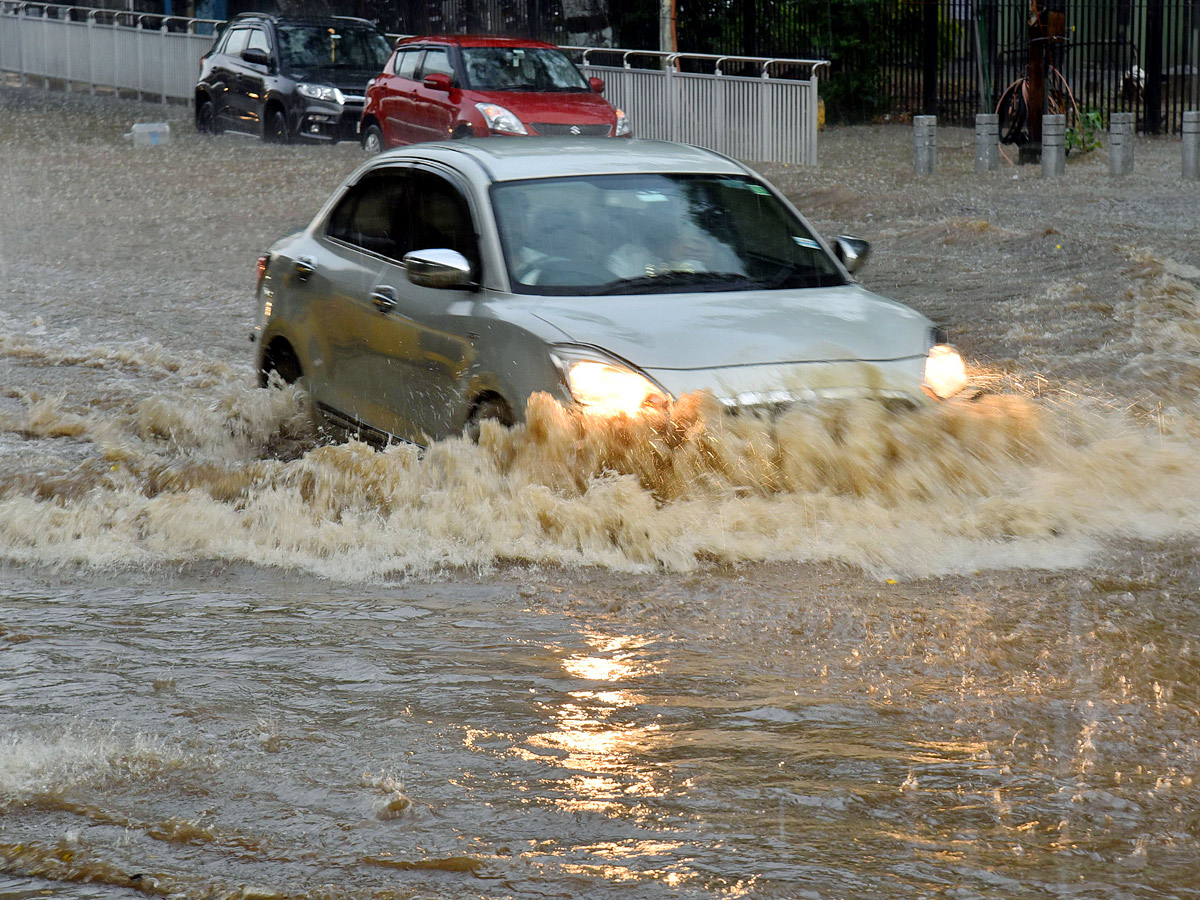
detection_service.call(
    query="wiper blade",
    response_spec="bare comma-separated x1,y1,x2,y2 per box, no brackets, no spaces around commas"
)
592,271,759,295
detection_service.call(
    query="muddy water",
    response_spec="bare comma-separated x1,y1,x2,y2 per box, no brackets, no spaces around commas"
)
2,86,1200,898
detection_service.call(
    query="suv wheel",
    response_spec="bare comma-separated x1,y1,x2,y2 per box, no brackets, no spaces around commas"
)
265,109,290,144
196,100,219,135
361,123,384,155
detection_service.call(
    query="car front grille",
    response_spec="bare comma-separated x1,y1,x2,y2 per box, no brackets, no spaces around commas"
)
530,123,612,136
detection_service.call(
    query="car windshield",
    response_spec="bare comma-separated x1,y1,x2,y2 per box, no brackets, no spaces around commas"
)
278,25,391,72
491,173,846,296
461,47,590,92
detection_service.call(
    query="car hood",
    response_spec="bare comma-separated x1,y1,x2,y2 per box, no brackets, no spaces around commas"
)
530,284,932,371
287,68,378,93
471,89,615,122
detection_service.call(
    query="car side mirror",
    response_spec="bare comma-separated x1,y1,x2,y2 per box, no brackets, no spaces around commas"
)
833,236,871,274
241,47,270,68
589,76,605,94
404,249,474,289
423,72,452,92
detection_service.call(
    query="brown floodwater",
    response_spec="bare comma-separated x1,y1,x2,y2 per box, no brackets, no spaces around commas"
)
2,84,1199,899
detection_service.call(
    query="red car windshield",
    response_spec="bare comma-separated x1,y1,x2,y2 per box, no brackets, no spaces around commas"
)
461,47,590,92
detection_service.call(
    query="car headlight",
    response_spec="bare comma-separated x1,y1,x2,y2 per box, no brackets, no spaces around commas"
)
297,83,345,104
614,109,631,137
923,344,969,399
475,102,527,136
551,346,669,417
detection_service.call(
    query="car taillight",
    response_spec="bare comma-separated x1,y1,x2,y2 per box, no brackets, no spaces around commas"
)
256,254,270,292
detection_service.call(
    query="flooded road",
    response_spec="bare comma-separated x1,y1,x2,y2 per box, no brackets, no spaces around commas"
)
2,86,1200,898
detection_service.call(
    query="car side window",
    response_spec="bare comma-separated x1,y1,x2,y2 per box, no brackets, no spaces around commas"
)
407,171,479,273
392,48,419,79
245,28,269,56
222,28,250,57
326,173,408,261
417,48,454,82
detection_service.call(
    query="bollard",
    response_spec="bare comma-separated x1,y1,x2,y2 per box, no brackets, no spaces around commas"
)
913,115,937,176
1041,114,1066,177
1109,112,1135,176
1184,111,1200,181
975,113,999,172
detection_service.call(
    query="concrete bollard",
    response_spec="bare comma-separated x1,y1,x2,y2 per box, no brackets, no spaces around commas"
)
975,113,999,172
1183,111,1200,181
913,115,937,176
1041,114,1066,177
1109,112,1135,176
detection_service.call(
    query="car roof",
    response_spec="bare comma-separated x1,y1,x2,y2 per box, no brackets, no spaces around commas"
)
373,138,751,182
395,34,560,50
230,13,379,29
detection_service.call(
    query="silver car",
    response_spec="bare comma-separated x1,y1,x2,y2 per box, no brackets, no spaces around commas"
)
253,139,968,444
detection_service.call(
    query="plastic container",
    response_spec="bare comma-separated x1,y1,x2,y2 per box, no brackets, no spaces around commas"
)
127,122,172,147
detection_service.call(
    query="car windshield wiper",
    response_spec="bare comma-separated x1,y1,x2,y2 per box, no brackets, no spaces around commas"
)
760,262,846,289
591,271,762,295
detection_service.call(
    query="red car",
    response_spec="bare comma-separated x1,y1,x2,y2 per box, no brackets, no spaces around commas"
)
359,36,630,150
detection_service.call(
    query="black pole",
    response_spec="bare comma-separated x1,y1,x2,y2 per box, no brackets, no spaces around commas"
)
922,0,938,115
1144,0,1164,133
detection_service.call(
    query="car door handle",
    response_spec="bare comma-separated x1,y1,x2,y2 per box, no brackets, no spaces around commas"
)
295,256,317,281
370,285,398,312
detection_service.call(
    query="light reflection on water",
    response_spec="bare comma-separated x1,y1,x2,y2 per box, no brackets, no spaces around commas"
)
4,551,1200,898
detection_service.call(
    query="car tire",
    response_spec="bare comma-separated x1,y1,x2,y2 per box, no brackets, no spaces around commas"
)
265,109,290,144
465,396,514,443
451,124,474,139
361,123,384,155
196,99,219,135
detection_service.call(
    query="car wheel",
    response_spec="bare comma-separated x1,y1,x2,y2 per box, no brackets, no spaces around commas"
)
361,123,384,155
465,396,514,443
265,109,290,144
451,124,473,139
196,100,219,135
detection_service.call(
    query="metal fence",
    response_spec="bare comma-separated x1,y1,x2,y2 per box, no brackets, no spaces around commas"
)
0,1,220,101
567,49,826,163
875,0,1198,135
0,0,828,164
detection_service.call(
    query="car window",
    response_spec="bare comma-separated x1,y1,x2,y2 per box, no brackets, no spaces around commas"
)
461,47,589,92
326,173,408,260
417,47,454,82
490,173,843,295
245,28,269,55
221,28,250,57
276,24,391,73
408,171,479,272
392,48,419,79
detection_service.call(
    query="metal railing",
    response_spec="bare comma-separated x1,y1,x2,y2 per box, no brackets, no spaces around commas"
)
0,1,829,164
565,49,828,164
0,1,220,101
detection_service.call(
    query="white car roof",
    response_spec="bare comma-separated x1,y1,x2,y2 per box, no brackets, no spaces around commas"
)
373,138,752,183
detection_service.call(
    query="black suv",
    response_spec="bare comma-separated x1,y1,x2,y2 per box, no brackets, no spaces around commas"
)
195,13,393,143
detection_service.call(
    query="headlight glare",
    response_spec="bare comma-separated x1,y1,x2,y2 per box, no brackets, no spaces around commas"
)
297,83,344,104
475,102,527,135
923,344,969,399
614,109,631,137
552,348,667,417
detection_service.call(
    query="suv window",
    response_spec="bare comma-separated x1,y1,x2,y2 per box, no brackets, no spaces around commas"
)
245,28,269,56
417,47,454,82
221,27,250,57
277,24,391,73
326,173,407,260
392,47,419,79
